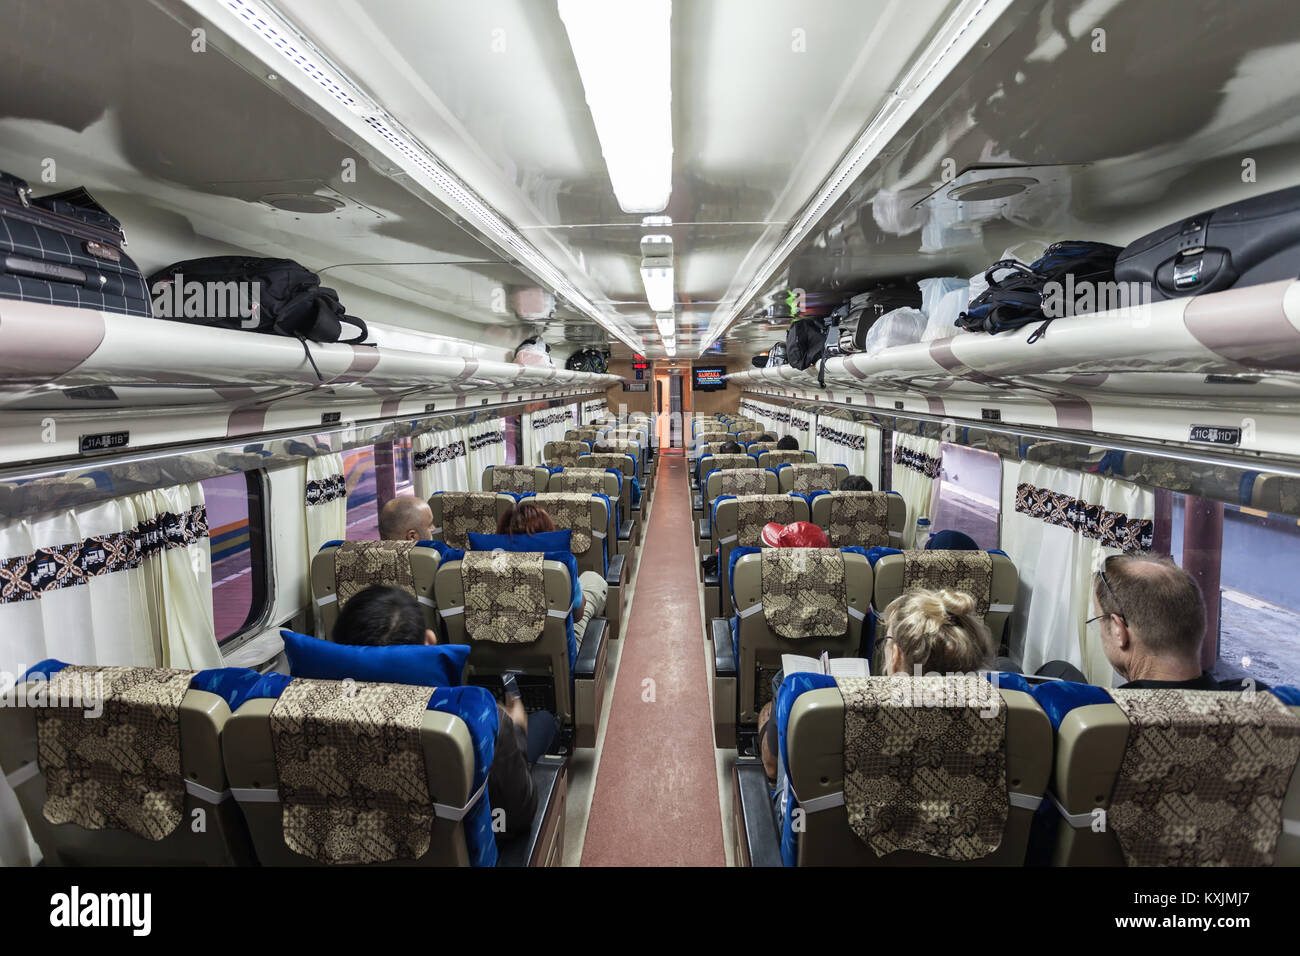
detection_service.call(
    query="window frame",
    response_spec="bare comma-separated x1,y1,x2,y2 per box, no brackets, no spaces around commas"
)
211,469,272,652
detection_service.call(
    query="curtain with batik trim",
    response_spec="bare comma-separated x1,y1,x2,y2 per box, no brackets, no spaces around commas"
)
890,433,942,547
815,419,867,477
413,428,469,499
465,418,507,491
1001,460,1155,683
305,454,347,569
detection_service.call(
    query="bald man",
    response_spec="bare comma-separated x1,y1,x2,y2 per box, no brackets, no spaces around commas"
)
378,495,434,542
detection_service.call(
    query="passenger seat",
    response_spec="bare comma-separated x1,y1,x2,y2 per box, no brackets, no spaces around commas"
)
310,539,442,640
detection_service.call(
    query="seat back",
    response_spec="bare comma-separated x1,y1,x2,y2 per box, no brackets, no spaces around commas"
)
735,430,766,442
871,550,1018,650
543,440,590,468
435,554,577,724
0,665,253,865
1051,687,1300,866
310,540,442,640
528,492,610,576
566,426,601,444
483,464,549,494
704,467,776,509
811,491,907,548
577,453,636,515
777,463,850,495
597,440,644,476
222,678,485,866
745,441,778,455
712,494,810,609
697,452,757,483
550,468,622,542
757,449,816,469
732,549,871,721
428,492,516,550
696,441,736,458
786,682,1051,865
694,430,731,446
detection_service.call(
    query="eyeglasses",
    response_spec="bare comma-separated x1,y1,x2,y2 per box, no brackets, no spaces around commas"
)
1086,556,1128,627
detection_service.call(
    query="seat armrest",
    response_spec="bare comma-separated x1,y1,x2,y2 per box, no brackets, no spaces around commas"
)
496,756,566,867
605,553,626,587
618,519,634,541
712,618,736,676
734,761,783,867
692,493,702,512
703,569,719,588
699,516,711,541
574,618,608,679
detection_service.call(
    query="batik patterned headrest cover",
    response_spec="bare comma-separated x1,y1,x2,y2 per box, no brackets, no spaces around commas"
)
737,431,765,442
435,493,500,550
827,492,892,548
759,548,847,639
702,454,758,474
333,541,418,609
462,550,548,643
489,466,541,494
581,454,633,475
602,441,641,458
566,427,600,443
695,431,730,444
712,470,770,498
532,493,596,556
746,442,778,454
762,450,809,467
553,468,617,495
1106,688,1300,866
901,550,993,619
784,464,843,495
734,495,804,547
269,677,436,864
37,665,195,841
545,441,588,463
839,675,1008,861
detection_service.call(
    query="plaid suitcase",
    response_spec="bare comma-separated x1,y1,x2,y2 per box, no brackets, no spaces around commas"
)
0,170,151,317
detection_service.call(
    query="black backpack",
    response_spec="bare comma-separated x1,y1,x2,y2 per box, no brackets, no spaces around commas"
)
148,256,368,378
565,347,609,374
784,315,828,370
956,241,1123,341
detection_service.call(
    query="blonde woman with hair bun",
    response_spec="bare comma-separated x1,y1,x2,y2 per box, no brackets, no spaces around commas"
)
880,588,995,675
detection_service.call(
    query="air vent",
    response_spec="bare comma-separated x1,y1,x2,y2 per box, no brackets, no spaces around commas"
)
946,177,1038,202
260,193,347,214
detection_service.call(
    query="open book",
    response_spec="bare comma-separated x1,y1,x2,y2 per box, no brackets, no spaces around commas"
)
781,652,871,680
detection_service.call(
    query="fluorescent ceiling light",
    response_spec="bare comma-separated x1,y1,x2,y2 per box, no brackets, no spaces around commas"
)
642,215,672,228
641,257,675,312
189,0,644,355
655,312,675,338
664,340,676,357
697,0,1014,355
559,0,673,214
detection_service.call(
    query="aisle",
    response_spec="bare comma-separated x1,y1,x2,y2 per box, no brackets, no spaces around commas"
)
580,450,726,866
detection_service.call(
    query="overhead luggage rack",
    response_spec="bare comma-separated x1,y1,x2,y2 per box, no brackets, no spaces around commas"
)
728,278,1300,464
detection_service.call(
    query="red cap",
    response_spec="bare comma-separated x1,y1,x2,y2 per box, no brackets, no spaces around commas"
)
776,521,830,549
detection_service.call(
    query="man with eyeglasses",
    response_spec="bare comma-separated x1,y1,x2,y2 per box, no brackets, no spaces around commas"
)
1090,554,1261,691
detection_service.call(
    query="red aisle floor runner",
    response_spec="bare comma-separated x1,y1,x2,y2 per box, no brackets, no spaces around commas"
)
580,450,726,866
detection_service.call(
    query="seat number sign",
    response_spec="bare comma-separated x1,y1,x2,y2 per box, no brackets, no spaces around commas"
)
1188,424,1241,446
79,431,129,453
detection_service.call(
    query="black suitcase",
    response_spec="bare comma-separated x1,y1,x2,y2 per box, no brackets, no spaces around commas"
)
0,171,151,317
1115,184,1300,300
827,283,921,356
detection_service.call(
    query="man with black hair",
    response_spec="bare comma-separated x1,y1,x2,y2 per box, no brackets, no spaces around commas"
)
718,440,743,454
839,475,873,492
758,432,777,442
776,435,799,451
333,585,553,836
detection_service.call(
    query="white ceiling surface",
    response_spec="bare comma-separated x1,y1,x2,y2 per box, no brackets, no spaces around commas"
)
273,0,960,356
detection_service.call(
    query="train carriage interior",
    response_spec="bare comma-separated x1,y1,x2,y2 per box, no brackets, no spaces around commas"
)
3,0,1300,899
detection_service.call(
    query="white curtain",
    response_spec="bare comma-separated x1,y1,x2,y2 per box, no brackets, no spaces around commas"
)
524,407,574,466
413,428,470,499
815,418,867,476
465,418,507,491
890,433,942,547
0,480,218,865
582,399,607,425
305,454,347,565
1001,460,1155,683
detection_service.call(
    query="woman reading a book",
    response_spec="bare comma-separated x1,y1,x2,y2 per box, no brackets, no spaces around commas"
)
756,587,995,780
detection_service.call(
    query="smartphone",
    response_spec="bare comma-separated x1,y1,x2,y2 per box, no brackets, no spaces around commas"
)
500,671,521,703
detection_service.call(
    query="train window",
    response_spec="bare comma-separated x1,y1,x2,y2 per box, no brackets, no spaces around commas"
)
201,471,268,645
1167,495,1300,687
393,436,415,496
504,415,521,465
344,444,380,539
930,443,1002,550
